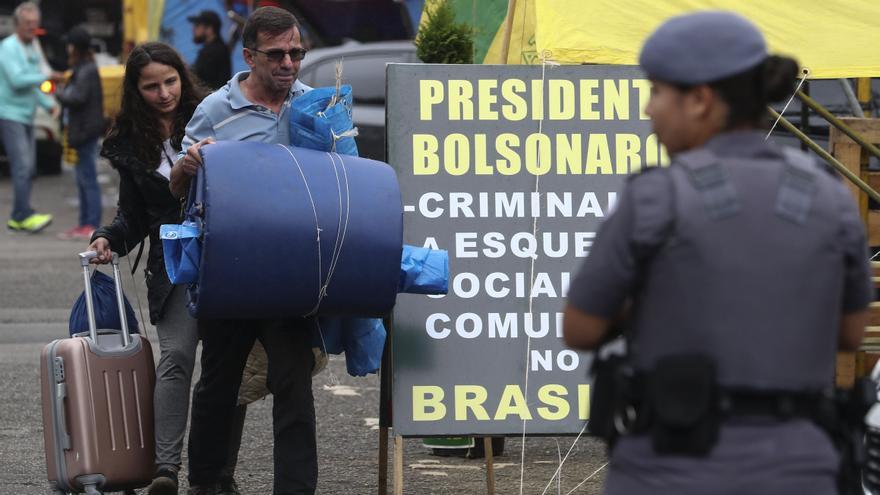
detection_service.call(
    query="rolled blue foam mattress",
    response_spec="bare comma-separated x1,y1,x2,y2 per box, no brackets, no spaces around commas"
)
188,141,403,319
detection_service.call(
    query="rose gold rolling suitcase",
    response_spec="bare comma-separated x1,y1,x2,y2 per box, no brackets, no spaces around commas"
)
41,251,155,494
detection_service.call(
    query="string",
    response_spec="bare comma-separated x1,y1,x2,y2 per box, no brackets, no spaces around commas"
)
564,462,608,495
321,152,352,303
122,239,150,341
520,49,558,495
765,67,811,141
278,145,324,316
279,145,352,318
314,318,340,388
538,423,587,495
554,439,562,495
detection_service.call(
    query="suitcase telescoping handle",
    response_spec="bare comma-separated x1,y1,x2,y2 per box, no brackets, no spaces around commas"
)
78,251,132,347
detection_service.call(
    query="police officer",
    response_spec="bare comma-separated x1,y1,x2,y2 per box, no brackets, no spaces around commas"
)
563,11,871,494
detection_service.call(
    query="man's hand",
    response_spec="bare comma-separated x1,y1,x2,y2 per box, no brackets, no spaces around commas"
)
170,137,215,198
49,104,61,120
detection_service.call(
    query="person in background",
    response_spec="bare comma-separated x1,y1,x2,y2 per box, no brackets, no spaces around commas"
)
0,1,61,233
563,11,870,494
56,26,104,240
187,10,232,90
84,42,244,495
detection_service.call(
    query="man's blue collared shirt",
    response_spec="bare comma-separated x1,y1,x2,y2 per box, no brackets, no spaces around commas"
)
179,71,311,158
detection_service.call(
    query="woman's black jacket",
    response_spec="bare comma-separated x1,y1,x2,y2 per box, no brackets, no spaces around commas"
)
91,135,180,324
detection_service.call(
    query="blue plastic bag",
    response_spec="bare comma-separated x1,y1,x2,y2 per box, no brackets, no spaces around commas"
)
160,221,201,284
69,270,139,336
399,245,449,295
290,85,359,156
314,316,386,377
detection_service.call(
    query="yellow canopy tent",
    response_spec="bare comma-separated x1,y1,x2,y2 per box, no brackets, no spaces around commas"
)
532,0,880,79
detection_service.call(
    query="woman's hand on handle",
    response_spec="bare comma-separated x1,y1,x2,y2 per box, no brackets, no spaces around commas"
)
87,237,112,264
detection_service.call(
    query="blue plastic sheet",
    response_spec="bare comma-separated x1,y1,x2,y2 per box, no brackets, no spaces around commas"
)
160,222,202,285
289,85,359,156
316,316,386,377
69,270,139,336
399,245,449,295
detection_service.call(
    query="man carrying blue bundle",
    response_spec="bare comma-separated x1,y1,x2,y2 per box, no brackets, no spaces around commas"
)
169,7,317,495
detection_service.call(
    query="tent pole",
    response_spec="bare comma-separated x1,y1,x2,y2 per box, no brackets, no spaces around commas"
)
500,0,517,64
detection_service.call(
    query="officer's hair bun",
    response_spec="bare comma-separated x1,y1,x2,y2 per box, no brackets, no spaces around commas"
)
763,55,800,103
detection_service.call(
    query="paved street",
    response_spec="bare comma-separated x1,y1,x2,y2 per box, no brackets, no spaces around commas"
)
0,160,606,494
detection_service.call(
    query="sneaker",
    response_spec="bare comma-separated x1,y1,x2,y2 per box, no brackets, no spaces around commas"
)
218,478,241,495
147,468,179,495
58,225,95,240
8,213,52,233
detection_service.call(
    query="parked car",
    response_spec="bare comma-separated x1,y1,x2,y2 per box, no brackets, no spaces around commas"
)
296,40,420,161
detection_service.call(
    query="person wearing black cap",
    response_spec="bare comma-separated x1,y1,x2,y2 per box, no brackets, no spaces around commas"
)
188,10,231,90
56,26,104,240
563,11,870,494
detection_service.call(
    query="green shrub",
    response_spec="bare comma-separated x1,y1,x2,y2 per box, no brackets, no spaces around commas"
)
415,0,474,64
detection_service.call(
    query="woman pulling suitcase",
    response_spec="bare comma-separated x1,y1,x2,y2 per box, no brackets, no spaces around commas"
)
85,42,245,495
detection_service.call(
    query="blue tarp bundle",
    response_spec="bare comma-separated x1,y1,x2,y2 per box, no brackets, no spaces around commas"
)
160,221,201,285
315,317,387,376
399,245,448,295
69,270,139,336
289,85,358,155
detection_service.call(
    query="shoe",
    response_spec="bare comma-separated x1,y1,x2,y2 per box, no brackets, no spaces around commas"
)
58,225,95,240
187,484,220,495
147,468,179,495
58,225,96,240
218,478,241,495
7,213,52,233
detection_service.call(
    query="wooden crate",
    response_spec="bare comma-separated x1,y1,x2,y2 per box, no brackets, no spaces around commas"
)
832,119,880,386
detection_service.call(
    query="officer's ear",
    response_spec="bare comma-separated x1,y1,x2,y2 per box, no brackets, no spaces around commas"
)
684,85,722,122
242,47,257,70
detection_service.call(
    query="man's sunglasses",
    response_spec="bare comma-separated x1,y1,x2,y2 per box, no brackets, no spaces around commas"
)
250,47,308,62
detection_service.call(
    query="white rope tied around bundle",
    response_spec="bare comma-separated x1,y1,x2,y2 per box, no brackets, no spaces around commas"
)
519,50,560,495
277,144,326,316
330,127,359,152
319,151,352,304
279,145,351,386
765,67,811,141
327,58,344,110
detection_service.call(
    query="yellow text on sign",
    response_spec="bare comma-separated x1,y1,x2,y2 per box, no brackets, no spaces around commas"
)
412,383,590,421
412,132,669,176
419,78,651,121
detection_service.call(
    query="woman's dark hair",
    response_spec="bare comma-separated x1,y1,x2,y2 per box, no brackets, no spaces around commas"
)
108,42,207,168
707,55,801,129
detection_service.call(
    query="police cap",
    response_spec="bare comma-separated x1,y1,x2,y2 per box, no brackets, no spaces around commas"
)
639,11,767,85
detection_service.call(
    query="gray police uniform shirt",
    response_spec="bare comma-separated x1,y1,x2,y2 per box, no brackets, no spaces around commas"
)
567,130,871,494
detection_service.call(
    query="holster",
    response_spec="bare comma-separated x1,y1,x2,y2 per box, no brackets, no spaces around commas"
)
587,353,631,449
646,353,720,456
821,378,875,495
